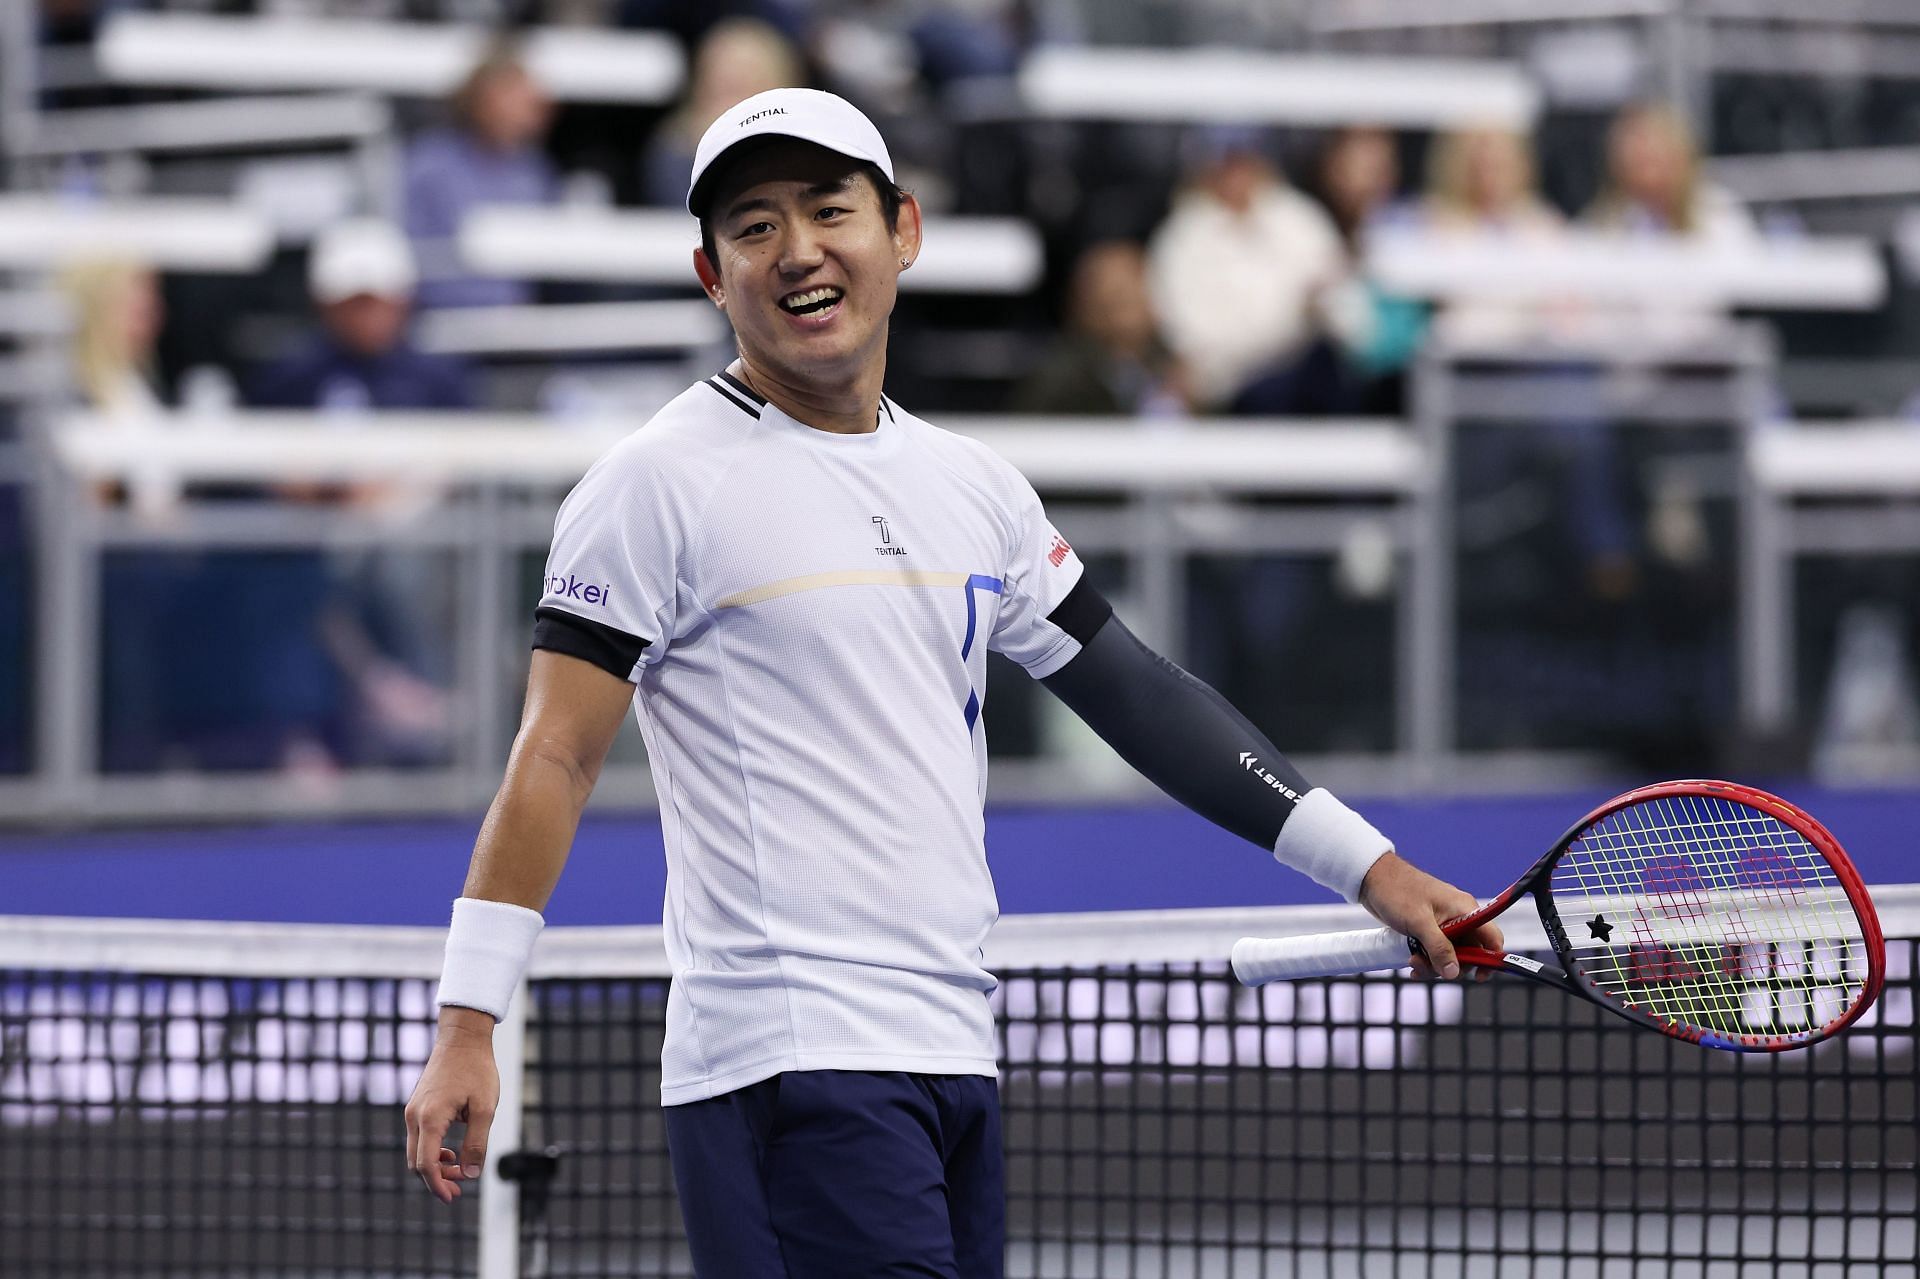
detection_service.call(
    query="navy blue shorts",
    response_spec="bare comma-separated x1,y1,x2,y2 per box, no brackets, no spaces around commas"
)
664,1070,1004,1278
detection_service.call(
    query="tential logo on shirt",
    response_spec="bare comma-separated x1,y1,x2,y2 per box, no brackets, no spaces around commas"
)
1047,534,1072,567
872,515,906,557
739,107,788,127
545,571,612,606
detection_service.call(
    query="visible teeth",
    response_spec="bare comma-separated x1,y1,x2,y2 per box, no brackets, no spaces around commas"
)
782,287,843,312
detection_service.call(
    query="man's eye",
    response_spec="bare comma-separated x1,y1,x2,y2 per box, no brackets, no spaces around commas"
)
817,207,847,220
740,221,774,237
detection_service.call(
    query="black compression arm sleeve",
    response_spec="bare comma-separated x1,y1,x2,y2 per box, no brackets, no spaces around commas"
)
1040,610,1311,851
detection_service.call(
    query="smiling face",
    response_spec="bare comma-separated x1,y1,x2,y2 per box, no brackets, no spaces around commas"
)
693,138,921,394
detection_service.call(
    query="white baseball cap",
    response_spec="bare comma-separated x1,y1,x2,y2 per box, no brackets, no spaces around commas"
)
686,87,894,217
308,218,417,304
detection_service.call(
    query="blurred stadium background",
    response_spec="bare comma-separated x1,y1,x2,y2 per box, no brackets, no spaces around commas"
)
2,0,1919,1275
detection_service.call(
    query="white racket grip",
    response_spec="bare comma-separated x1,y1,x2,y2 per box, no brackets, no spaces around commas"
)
1231,926,1412,985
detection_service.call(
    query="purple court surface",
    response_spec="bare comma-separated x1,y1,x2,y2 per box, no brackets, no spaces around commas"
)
1,785,1912,926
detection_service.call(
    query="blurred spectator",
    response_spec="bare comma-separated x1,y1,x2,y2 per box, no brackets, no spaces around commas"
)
1413,124,1661,752
402,40,560,309
249,219,468,766
1409,125,1569,359
1012,241,1189,417
1317,126,1408,246
1578,104,1752,600
1413,128,1633,598
1310,125,1427,415
253,220,475,413
904,2,1021,90
1146,136,1370,746
808,0,1020,94
1584,102,1756,244
1146,129,1348,415
61,258,164,422
1422,125,1562,238
641,17,805,207
619,0,810,45
52,259,345,774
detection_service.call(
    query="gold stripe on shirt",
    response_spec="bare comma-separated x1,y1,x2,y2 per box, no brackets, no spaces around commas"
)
714,569,974,610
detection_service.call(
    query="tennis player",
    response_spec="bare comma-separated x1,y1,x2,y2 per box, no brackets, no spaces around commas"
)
406,88,1500,1275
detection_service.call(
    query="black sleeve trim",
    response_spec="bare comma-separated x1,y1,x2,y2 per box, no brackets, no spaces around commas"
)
532,606,647,681
1046,577,1114,646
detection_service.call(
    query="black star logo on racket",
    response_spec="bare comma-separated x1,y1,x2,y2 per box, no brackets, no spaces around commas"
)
1587,915,1614,942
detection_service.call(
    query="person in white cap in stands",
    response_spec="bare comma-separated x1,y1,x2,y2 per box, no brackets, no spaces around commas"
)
249,218,468,766
405,87,1497,1276
251,218,473,413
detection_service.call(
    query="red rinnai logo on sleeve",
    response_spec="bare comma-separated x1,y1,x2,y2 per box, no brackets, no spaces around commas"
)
1047,534,1072,567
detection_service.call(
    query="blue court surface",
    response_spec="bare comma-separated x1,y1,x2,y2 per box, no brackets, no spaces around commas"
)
2,785,1913,925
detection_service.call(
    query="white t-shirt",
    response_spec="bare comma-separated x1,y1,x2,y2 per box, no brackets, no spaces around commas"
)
536,372,1094,1105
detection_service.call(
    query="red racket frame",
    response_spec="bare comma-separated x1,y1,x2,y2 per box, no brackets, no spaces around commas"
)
1434,779,1886,1051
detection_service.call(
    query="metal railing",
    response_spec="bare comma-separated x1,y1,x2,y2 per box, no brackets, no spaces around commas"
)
3,307,1917,821
10,410,1435,822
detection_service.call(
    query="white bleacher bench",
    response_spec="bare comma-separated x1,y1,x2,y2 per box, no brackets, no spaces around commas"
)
1749,422,1920,497
0,196,273,273
1309,0,1669,34
1017,46,1539,129
1367,229,1886,311
1708,146,1920,205
414,301,730,357
0,290,73,338
47,412,1423,497
97,13,683,105
942,418,1424,494
459,208,1046,294
1742,419,1920,732
16,94,392,158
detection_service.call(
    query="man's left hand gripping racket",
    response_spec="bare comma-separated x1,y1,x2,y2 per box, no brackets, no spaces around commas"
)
1232,780,1885,1051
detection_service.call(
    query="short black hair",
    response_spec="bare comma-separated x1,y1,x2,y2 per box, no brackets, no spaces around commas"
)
698,158,907,270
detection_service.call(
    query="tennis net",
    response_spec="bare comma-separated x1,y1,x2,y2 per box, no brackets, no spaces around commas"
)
3,892,1915,1277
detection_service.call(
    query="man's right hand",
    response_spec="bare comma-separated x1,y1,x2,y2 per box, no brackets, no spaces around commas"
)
404,1007,499,1203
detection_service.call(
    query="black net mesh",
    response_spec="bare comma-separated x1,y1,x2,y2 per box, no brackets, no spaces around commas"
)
514,946,1917,1277
4,941,1915,1276
0,972,468,1276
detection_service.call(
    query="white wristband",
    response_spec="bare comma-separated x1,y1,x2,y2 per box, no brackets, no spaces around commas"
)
1272,788,1393,903
435,897,544,1021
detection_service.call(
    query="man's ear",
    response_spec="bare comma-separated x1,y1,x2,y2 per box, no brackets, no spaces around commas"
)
692,247,724,307
893,192,924,272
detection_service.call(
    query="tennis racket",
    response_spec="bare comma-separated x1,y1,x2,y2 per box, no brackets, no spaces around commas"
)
1231,780,1884,1051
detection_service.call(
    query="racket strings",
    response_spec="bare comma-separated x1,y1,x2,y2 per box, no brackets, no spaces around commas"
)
1549,793,1869,1044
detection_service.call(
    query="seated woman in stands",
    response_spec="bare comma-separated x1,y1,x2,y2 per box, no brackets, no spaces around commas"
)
402,39,559,309
1420,124,1563,240
1584,102,1756,245
1308,125,1426,416
641,17,804,208
57,258,344,776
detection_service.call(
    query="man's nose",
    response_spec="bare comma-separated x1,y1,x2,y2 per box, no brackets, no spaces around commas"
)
779,222,827,274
